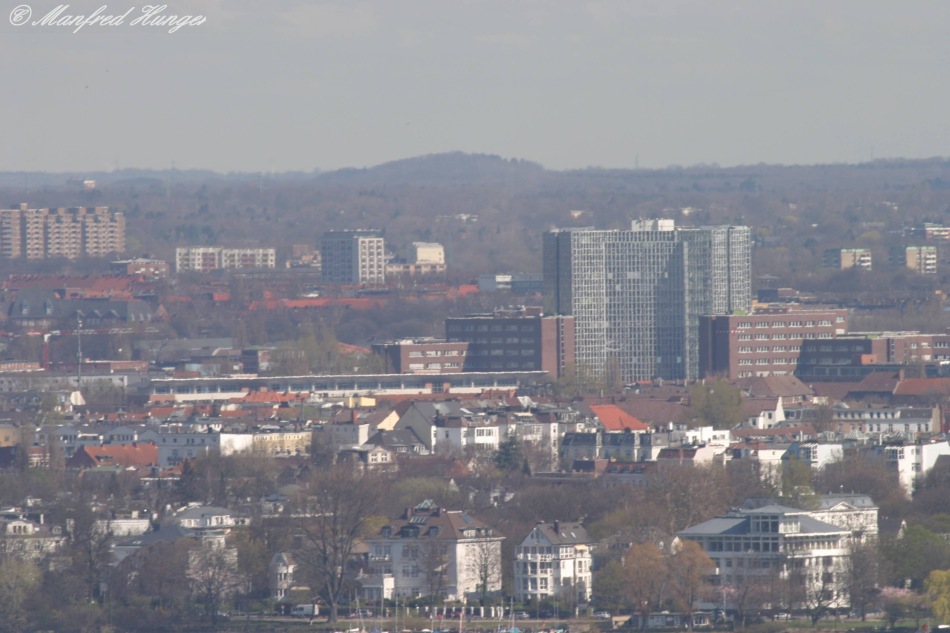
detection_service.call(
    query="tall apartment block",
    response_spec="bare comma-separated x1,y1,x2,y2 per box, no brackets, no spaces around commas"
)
699,304,850,379
890,245,937,274
823,248,872,271
175,247,276,272
0,204,125,259
543,219,751,383
445,306,575,378
320,230,386,285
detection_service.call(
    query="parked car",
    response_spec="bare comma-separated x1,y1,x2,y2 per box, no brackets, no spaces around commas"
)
594,611,612,620
514,611,530,620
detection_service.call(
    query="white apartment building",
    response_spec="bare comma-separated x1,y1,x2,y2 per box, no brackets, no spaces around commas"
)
321,230,386,285
176,247,276,272
361,500,503,602
412,242,445,264
678,504,851,611
878,440,950,495
514,521,593,606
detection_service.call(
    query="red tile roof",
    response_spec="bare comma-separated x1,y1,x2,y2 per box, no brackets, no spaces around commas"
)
894,378,950,397
71,444,158,468
590,404,649,432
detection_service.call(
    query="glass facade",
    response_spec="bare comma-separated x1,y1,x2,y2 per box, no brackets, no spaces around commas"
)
543,221,750,382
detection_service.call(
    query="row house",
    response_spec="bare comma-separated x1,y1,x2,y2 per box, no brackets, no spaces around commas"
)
831,406,939,437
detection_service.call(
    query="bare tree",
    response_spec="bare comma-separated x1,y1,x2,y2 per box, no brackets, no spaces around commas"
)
0,557,40,633
623,542,669,630
65,503,113,602
187,540,245,627
668,540,715,629
467,538,502,604
420,539,449,606
294,464,387,622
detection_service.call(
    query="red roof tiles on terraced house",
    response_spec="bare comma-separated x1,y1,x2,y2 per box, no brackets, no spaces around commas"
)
589,404,649,431
66,444,159,469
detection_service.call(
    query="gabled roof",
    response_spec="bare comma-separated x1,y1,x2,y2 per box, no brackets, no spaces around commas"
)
70,444,158,468
590,404,648,432
737,375,813,399
526,521,591,546
853,372,901,394
621,398,689,426
894,378,950,397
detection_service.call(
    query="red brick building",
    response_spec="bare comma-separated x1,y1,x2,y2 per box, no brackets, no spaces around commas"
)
699,304,850,379
372,338,469,374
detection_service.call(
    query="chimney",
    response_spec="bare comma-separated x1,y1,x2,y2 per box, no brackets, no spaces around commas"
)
553,520,559,534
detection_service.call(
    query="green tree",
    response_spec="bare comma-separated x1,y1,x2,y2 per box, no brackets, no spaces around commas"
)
687,381,743,429
494,437,523,472
781,458,818,509
882,525,950,589
928,570,950,624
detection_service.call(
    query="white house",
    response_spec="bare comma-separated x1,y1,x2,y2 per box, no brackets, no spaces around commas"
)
513,521,592,606
878,440,950,495
678,504,851,611
361,500,503,602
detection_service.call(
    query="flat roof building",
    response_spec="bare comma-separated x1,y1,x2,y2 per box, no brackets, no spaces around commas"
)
543,220,750,382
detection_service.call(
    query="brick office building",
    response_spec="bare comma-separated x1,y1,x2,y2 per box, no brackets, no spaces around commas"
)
699,305,850,379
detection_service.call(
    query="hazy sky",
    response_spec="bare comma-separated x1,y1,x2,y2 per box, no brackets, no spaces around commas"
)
2,0,949,173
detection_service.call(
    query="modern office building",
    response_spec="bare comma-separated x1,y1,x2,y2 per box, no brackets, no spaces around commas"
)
543,219,751,382
0,204,125,260
445,306,575,378
320,230,386,285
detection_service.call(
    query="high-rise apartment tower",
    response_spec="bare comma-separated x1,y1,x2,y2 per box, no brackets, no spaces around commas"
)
543,219,751,382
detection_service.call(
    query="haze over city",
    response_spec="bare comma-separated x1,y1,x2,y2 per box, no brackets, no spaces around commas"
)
2,0,949,174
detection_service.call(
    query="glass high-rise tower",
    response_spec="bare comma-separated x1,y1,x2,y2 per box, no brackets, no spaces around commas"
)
543,219,750,383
